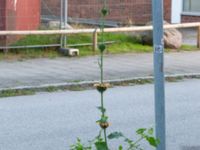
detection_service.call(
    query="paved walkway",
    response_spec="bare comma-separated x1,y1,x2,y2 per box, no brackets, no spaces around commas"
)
1,51,200,89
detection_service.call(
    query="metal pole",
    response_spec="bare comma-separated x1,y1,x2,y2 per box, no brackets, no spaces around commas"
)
60,0,64,48
63,0,68,48
152,0,166,150
92,29,98,52
197,26,200,48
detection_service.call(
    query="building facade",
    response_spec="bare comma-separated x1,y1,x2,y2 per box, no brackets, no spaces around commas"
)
172,0,200,23
42,0,159,25
0,0,41,46
42,0,200,25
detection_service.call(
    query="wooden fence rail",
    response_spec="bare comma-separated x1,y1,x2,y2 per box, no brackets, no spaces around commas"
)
1,22,200,50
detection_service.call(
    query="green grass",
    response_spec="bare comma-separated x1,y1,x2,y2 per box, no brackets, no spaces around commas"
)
0,89,35,98
180,44,199,51
0,76,187,98
0,33,199,60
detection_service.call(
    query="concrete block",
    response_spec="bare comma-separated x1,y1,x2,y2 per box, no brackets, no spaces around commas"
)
59,48,79,56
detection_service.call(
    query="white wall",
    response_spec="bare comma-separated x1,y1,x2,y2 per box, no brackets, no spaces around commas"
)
171,0,182,23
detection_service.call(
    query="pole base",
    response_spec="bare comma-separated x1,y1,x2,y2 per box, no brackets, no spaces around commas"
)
59,48,79,57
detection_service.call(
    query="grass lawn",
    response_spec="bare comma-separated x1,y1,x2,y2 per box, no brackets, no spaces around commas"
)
0,32,198,60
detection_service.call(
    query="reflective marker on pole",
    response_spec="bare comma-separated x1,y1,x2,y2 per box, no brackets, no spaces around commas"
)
152,0,166,150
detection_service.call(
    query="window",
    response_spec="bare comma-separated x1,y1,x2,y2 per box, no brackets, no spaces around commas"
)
183,0,200,13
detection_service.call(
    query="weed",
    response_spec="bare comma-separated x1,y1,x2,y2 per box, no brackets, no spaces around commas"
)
0,89,35,98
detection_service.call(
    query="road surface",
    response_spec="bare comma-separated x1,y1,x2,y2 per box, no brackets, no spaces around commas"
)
0,79,200,150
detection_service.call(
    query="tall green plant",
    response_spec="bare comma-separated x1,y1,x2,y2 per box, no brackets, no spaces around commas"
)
70,1,159,150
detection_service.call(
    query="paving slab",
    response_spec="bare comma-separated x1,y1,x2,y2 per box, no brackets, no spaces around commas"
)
0,51,200,89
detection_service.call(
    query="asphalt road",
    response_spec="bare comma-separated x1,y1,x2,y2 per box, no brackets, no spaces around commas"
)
0,79,200,150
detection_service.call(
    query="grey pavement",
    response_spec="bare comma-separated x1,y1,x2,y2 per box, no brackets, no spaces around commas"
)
1,51,200,89
0,79,200,150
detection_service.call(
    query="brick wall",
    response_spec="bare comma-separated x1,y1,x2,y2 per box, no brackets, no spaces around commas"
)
164,0,171,23
42,0,153,25
181,15,200,23
5,0,41,31
0,0,41,46
42,0,172,25
0,0,6,46
42,0,61,16
0,1,6,46
0,1,6,30
69,0,152,25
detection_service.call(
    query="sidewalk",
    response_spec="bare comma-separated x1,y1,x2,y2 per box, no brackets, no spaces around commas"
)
0,51,200,90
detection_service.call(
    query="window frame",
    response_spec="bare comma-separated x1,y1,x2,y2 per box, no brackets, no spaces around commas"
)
182,0,200,16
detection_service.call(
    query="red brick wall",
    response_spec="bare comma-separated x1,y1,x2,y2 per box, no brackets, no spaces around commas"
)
5,0,41,31
42,0,172,25
181,15,200,23
0,1,6,45
164,0,172,23
42,0,61,16
6,0,17,32
42,0,153,25
0,1,6,30
0,0,41,46
69,0,152,25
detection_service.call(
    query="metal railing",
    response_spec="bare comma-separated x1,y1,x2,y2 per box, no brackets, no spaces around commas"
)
1,22,200,51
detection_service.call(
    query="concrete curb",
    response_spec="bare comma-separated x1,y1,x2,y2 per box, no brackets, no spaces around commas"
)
1,73,200,93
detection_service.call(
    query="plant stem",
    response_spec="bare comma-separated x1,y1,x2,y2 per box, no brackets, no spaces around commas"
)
101,92,104,116
100,52,103,84
99,0,108,147
132,136,144,147
104,129,108,146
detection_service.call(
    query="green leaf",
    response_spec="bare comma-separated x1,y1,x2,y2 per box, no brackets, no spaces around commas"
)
96,116,108,123
98,44,106,52
148,128,154,135
108,132,124,139
101,8,109,16
136,128,146,135
146,137,159,147
124,138,133,145
118,145,123,150
70,138,92,150
97,106,106,113
101,116,108,122
95,141,108,150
